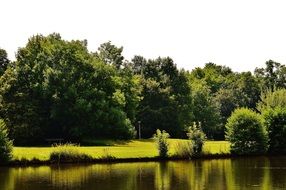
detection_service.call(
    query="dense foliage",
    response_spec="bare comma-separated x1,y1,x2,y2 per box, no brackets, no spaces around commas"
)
257,89,286,112
1,33,286,145
187,122,206,154
153,129,170,158
254,60,286,90
0,119,13,162
263,107,286,154
0,34,135,144
225,108,268,155
187,64,261,139
49,143,92,163
0,48,10,76
130,56,192,138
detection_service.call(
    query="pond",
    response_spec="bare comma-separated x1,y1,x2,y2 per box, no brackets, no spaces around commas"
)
0,156,286,190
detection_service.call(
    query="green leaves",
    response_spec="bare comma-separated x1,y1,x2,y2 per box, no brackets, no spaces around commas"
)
1,34,286,146
188,63,262,140
95,41,124,69
257,88,286,112
255,60,286,90
133,56,192,138
187,122,206,154
153,129,170,158
0,48,10,76
225,108,268,155
0,119,13,162
0,35,135,144
263,107,286,153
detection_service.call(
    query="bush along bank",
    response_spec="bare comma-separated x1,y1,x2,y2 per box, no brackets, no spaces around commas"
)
1,140,233,166
3,101,286,166
4,144,286,166
6,153,234,167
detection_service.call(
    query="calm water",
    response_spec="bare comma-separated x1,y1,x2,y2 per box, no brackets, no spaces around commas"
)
1,157,286,190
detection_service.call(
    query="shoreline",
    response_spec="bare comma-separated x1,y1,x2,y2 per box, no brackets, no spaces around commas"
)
3,153,285,167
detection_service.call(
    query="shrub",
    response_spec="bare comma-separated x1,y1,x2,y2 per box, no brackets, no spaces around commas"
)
153,129,170,158
225,108,268,155
100,148,115,160
187,122,206,154
173,141,194,158
49,143,92,163
263,107,286,154
0,119,13,162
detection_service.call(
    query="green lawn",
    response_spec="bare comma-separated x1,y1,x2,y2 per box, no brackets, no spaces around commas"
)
13,139,230,161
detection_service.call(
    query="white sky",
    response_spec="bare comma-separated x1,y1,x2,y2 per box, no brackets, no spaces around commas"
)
1,0,286,72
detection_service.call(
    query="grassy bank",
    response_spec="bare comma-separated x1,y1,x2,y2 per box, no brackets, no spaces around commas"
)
11,139,230,163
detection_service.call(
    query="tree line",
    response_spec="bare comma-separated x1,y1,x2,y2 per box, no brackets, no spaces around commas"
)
0,33,286,145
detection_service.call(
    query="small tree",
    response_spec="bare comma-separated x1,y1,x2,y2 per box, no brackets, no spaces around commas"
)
0,119,13,162
263,107,286,154
225,108,268,155
187,122,206,154
153,129,170,158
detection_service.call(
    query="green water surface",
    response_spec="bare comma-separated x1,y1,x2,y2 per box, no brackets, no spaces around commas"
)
0,156,286,190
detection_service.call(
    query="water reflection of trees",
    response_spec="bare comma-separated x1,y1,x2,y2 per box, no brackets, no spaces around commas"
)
0,167,14,190
155,157,284,190
1,157,286,189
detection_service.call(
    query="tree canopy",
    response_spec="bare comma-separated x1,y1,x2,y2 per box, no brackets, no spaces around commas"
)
0,48,10,76
0,34,286,145
131,56,192,138
0,34,134,144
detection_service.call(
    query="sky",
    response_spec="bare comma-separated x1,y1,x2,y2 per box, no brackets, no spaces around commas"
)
1,0,286,72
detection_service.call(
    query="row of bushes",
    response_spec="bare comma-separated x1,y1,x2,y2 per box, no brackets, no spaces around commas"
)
226,107,286,155
154,123,206,158
1,107,285,162
154,106,286,157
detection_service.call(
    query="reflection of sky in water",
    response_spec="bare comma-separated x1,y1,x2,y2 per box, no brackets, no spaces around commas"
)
0,157,286,190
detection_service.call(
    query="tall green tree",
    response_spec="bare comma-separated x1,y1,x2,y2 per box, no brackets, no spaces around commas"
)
112,66,142,124
198,63,232,94
189,63,234,139
95,41,124,69
131,55,147,75
0,48,10,76
0,119,13,162
255,60,286,90
132,56,192,138
0,34,134,145
190,80,222,139
189,63,262,139
213,88,238,125
231,72,261,109
95,44,142,125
